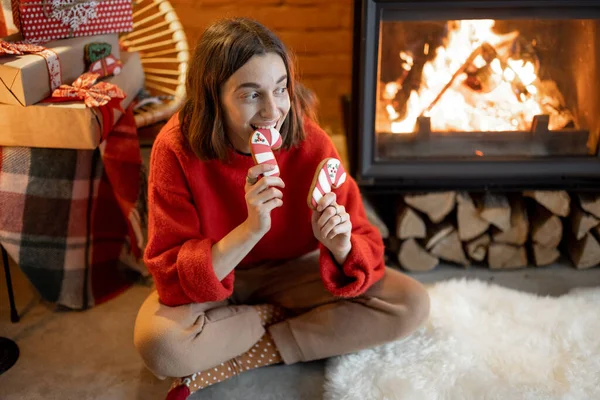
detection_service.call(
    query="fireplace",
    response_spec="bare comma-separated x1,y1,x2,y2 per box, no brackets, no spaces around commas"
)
348,0,600,191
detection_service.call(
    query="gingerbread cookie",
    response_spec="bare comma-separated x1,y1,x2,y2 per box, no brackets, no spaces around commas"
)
249,127,283,177
307,157,347,210
84,42,122,78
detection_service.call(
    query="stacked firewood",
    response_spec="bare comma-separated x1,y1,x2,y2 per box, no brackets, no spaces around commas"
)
393,191,600,271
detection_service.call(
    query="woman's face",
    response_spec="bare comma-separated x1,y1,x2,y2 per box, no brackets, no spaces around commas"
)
220,52,291,153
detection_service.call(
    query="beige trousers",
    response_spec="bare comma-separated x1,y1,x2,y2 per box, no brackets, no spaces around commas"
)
133,251,430,378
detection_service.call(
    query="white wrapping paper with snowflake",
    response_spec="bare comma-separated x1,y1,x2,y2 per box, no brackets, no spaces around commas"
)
11,0,132,42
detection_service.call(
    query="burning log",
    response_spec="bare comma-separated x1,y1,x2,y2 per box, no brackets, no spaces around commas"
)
457,192,489,241
464,42,502,93
524,190,570,217
421,39,536,117
398,238,439,272
420,43,487,116
466,233,491,262
388,37,442,121
389,51,416,111
404,192,456,224
396,205,426,240
381,20,575,136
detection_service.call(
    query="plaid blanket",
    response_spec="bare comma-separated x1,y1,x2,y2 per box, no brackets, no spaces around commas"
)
0,106,147,309
0,6,6,37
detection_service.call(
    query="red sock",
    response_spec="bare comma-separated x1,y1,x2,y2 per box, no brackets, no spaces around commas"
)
165,384,190,400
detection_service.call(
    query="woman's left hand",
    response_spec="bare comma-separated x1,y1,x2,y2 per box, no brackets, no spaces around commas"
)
311,192,352,265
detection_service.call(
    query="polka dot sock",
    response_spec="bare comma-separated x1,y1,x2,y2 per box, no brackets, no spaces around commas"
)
165,304,289,400
253,303,290,327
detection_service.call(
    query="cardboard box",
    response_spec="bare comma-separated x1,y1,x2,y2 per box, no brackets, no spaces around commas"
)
12,0,132,42
0,51,144,149
0,33,121,106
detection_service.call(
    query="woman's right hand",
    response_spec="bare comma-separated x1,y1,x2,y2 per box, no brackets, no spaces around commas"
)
243,164,285,237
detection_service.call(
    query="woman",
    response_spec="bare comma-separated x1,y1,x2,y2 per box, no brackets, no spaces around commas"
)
133,17,430,400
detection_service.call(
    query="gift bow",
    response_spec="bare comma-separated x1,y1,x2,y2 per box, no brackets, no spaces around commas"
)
0,39,62,91
0,40,46,55
51,72,125,108
49,72,127,140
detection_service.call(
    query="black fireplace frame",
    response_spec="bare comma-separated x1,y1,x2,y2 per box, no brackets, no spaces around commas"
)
348,0,600,192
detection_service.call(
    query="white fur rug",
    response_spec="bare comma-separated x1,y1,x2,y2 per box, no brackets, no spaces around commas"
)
324,279,600,400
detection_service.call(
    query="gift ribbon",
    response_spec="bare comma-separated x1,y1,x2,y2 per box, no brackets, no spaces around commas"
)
0,39,62,91
44,72,139,272
47,72,126,140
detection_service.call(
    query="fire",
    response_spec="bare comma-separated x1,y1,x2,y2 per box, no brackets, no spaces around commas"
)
382,20,572,134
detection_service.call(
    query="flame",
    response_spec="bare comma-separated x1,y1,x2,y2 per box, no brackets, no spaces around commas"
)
383,20,570,134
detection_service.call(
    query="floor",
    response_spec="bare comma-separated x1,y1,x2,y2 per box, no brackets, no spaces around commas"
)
2,145,600,399
2,253,600,400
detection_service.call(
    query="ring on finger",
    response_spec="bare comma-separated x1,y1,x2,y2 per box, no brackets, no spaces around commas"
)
337,214,344,225
246,175,258,185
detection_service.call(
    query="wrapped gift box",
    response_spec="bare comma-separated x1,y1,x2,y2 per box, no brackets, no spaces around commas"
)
11,0,132,42
0,33,121,106
0,51,144,149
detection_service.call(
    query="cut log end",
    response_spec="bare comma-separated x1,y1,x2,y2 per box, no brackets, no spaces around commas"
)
404,191,456,224
488,243,528,269
429,229,470,266
492,197,529,245
424,222,454,251
396,206,426,240
531,244,560,267
466,233,491,262
567,231,600,269
398,238,439,272
524,190,571,217
530,206,563,248
478,193,511,232
578,193,600,219
457,192,489,241
570,203,600,240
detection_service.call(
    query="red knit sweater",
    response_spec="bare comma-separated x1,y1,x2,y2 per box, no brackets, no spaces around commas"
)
144,114,386,306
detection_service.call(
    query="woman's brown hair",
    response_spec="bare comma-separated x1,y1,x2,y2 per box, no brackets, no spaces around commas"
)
179,18,317,161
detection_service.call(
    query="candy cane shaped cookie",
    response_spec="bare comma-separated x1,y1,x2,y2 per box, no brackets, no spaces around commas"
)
307,158,347,210
249,128,283,177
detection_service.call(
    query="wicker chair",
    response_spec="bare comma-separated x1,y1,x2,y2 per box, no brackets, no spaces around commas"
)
119,0,189,128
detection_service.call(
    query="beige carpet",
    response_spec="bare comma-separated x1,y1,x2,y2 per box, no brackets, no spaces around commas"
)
3,255,600,399
0,259,170,400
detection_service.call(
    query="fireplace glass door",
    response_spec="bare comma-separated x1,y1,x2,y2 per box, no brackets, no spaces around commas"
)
375,15,600,160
